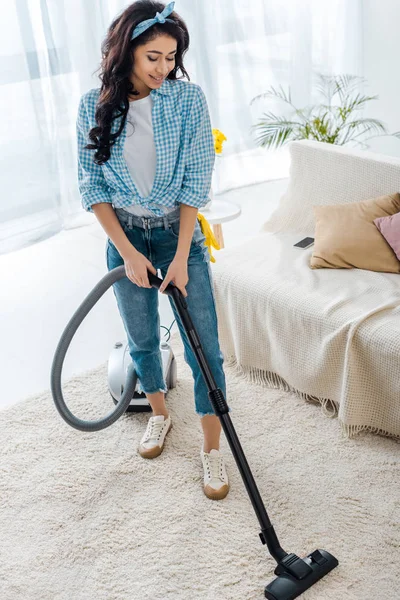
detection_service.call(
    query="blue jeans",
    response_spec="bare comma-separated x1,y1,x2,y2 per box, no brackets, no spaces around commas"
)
106,206,230,418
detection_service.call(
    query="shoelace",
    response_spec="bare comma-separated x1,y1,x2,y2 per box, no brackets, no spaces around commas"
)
203,454,225,481
144,418,166,442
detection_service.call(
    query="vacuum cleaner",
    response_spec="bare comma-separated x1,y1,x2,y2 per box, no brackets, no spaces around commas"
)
50,265,339,599
108,334,177,412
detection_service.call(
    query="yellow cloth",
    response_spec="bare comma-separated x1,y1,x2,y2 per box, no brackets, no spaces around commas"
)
197,213,221,263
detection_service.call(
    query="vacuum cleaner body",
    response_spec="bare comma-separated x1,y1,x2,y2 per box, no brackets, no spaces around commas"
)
108,339,177,412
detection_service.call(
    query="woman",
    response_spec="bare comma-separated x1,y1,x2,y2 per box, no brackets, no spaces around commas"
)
76,1,231,500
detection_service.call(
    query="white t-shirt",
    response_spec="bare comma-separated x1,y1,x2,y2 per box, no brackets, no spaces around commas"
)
122,95,176,217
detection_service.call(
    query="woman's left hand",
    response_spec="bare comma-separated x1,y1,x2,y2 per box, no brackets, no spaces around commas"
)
159,256,188,297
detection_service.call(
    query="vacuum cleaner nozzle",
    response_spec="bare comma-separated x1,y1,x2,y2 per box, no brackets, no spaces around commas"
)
264,549,339,599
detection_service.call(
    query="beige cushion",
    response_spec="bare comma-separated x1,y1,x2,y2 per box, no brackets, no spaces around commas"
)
309,192,400,273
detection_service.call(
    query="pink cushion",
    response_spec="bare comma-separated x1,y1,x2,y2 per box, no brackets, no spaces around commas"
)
374,211,400,261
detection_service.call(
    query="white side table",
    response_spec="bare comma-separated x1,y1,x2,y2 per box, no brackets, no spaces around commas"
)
199,199,241,249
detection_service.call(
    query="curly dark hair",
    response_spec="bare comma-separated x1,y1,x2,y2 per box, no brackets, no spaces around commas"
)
85,0,190,165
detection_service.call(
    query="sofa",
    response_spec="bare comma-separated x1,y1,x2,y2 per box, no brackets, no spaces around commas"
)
211,140,400,440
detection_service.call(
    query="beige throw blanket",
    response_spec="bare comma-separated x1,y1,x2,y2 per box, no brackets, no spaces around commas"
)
212,229,400,440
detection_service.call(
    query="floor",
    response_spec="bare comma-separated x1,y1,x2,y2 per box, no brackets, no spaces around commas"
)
0,179,287,410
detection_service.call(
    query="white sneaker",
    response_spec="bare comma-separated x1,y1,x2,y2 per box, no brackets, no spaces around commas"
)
138,414,172,459
200,445,230,500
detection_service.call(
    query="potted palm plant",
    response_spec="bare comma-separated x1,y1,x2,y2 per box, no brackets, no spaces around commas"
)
250,73,400,150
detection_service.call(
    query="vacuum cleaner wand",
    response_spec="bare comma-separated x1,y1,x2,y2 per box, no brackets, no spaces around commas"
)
149,268,339,599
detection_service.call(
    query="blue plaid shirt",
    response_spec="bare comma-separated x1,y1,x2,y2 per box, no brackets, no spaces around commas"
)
76,78,215,216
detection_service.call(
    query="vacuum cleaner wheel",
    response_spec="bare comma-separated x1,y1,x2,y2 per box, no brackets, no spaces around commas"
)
108,339,176,412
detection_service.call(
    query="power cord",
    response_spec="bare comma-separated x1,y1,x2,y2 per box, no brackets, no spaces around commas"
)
160,319,176,342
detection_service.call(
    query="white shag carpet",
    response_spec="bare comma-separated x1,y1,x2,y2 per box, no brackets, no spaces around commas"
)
1,330,399,600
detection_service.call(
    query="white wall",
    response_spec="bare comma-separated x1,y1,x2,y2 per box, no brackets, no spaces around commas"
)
362,0,400,157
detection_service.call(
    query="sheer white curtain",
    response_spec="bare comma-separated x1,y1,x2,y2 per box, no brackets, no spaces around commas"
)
0,0,363,254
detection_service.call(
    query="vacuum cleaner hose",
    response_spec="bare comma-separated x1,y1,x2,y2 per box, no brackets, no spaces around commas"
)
50,266,170,432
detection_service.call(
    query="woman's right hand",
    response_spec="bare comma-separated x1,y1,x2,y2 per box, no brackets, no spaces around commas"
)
122,247,157,288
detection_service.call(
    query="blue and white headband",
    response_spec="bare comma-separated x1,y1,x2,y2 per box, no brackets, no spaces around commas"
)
131,1,175,41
